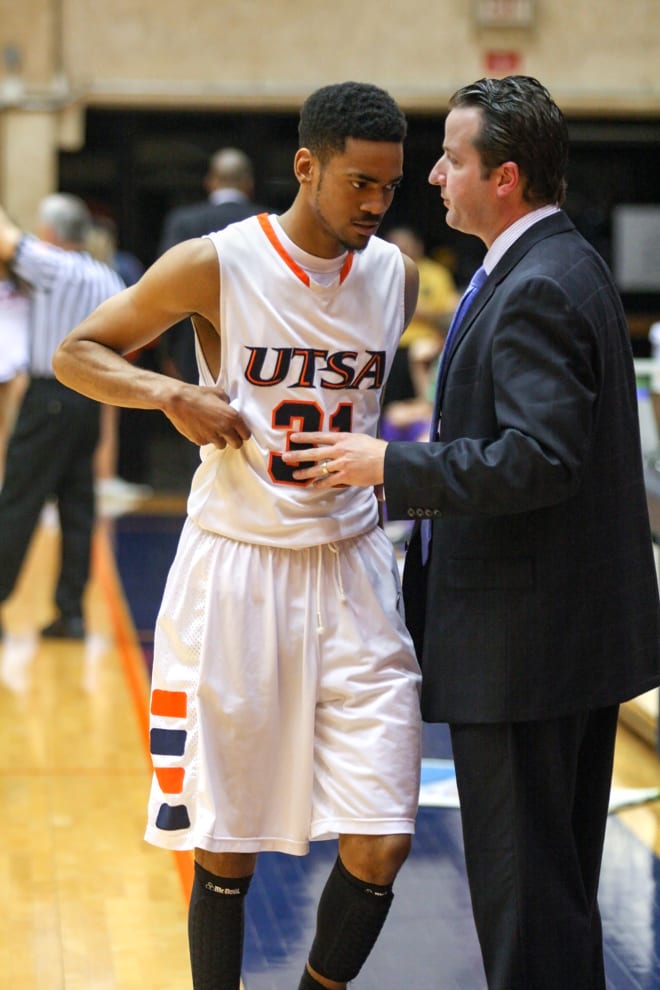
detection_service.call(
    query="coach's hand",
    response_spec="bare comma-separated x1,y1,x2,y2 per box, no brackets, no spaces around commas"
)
282,431,387,488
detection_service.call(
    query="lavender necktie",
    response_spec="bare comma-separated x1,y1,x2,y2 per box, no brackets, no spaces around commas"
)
421,264,488,563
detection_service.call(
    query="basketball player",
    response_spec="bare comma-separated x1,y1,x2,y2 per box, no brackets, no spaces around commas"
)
54,82,422,990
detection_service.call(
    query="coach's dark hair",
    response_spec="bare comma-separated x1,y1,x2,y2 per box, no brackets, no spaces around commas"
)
449,76,569,206
298,81,407,163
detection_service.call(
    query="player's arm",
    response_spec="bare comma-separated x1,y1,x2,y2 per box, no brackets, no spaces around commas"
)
53,239,250,449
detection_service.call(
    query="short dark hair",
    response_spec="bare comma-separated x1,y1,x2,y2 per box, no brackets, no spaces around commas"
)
298,81,407,163
449,75,569,206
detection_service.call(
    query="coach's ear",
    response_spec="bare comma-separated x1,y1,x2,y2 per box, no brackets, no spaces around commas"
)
293,147,316,185
495,160,522,201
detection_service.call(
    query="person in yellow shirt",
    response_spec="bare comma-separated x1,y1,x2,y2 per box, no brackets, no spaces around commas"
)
382,226,458,439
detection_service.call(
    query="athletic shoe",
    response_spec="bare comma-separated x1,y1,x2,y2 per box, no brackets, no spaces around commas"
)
41,615,85,640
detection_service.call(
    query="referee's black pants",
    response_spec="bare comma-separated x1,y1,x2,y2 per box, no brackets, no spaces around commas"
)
450,705,618,990
0,377,100,621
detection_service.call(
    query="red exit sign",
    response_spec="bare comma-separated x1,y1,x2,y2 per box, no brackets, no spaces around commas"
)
484,50,523,73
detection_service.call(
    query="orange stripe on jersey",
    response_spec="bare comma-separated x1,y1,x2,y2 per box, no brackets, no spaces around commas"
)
339,251,354,284
151,689,188,718
155,766,185,794
257,213,354,286
258,213,310,286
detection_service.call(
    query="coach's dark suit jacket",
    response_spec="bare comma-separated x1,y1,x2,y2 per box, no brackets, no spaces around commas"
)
384,211,660,723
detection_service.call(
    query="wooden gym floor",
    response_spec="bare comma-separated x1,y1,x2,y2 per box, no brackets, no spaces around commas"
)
1,495,659,989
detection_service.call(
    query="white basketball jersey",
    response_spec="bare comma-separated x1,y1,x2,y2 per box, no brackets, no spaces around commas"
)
187,213,406,548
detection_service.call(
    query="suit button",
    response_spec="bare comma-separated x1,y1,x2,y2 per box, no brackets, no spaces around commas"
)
416,508,424,517
434,510,442,518
424,509,434,517
407,508,415,518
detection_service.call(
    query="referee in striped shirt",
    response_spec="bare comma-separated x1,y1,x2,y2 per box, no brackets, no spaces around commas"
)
0,194,124,639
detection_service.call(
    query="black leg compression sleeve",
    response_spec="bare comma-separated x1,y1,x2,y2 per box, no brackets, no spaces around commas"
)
307,856,394,983
188,862,253,990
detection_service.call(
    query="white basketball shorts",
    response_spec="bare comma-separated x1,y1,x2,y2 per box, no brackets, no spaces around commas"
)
144,519,422,855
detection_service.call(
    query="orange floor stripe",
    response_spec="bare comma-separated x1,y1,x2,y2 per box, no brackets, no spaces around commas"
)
92,521,195,902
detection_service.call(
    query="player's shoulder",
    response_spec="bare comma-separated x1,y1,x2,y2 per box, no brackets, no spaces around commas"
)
155,235,219,280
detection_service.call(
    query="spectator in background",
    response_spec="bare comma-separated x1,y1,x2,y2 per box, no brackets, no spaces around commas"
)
0,261,29,488
158,147,269,384
382,226,458,440
0,194,124,639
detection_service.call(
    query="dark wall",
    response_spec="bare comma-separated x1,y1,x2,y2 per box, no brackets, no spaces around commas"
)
59,108,660,311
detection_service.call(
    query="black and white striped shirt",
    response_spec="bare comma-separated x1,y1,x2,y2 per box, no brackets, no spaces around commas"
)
11,235,126,377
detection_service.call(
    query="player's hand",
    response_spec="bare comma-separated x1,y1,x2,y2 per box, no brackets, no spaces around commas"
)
165,384,251,449
282,431,387,488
